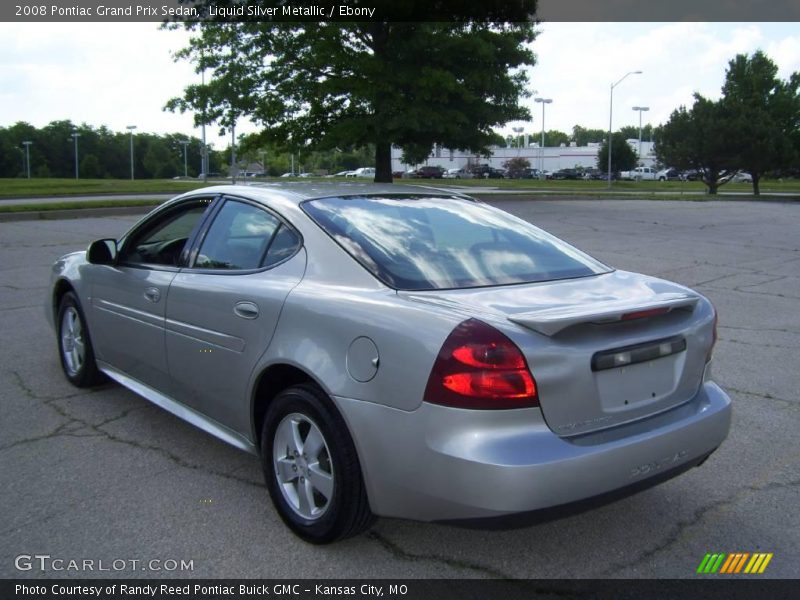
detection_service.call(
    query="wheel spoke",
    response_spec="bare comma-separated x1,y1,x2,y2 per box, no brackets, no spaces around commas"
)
309,464,333,500
297,478,315,516
290,419,305,455
303,426,325,458
275,457,297,484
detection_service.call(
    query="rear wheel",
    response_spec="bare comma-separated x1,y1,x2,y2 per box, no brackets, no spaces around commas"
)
261,384,373,543
57,291,103,387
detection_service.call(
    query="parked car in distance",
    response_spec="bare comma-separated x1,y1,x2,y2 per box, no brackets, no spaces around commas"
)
581,168,605,181
657,168,683,182
730,171,753,183
345,167,375,178
48,183,731,544
469,164,504,179
682,169,702,181
621,166,658,181
411,166,446,179
442,168,474,179
551,168,582,180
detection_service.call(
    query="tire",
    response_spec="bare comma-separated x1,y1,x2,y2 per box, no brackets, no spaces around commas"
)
261,384,374,544
57,291,104,387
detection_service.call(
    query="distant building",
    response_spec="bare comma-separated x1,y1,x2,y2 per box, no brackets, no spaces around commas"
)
391,140,656,172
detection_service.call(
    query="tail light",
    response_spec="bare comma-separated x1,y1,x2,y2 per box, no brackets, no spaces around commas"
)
706,303,718,363
423,319,538,409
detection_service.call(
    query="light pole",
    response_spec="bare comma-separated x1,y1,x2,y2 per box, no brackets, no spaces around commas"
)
179,140,190,178
70,132,81,179
126,125,137,180
607,70,642,188
534,98,552,177
632,106,649,164
22,141,32,179
230,119,237,184
511,126,524,154
200,59,208,183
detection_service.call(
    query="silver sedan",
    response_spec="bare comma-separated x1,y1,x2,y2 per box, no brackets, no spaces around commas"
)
46,183,731,543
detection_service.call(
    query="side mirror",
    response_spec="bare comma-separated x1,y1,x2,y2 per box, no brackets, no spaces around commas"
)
87,239,117,265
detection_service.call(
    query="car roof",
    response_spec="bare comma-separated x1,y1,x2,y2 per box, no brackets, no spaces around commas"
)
180,182,474,206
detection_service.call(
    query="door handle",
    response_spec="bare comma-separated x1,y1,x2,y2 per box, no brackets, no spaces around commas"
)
144,287,161,303
234,301,259,319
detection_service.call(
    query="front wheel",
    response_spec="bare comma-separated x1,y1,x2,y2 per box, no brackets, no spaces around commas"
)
57,291,103,387
261,384,373,543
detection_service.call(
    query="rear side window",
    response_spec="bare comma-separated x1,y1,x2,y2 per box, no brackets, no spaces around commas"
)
194,200,299,270
302,195,610,290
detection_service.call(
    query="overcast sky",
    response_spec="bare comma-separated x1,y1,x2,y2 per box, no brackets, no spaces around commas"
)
1,21,799,149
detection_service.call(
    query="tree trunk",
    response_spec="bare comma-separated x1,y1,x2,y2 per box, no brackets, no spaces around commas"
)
752,172,760,196
374,141,393,183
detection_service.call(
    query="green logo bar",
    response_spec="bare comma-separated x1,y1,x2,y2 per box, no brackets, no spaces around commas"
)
697,553,727,574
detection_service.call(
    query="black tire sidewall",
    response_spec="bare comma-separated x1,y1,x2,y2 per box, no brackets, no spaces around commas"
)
57,291,99,387
261,385,362,544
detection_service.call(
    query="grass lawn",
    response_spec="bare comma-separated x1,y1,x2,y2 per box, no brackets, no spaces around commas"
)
0,178,206,198
1,176,798,203
0,198,162,213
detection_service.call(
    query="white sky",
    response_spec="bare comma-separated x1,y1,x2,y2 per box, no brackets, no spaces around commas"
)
1,22,799,148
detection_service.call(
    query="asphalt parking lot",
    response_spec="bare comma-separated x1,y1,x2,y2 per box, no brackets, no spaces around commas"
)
1,198,798,579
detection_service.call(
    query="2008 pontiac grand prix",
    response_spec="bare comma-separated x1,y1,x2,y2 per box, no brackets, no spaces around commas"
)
47,183,731,543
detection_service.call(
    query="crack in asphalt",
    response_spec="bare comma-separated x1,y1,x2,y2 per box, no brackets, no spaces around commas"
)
594,476,800,577
719,337,800,351
6,370,263,490
719,324,800,335
365,530,513,579
721,385,798,408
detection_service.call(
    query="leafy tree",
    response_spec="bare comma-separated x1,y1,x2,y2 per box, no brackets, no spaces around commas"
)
166,6,538,182
618,124,654,142
80,154,103,178
655,95,736,194
597,133,637,175
572,125,607,146
544,129,570,147
503,156,531,177
720,51,800,195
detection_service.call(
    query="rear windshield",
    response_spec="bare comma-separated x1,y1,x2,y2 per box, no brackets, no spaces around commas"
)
302,195,610,290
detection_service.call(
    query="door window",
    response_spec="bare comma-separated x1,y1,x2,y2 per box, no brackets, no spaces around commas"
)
120,200,212,267
194,200,300,270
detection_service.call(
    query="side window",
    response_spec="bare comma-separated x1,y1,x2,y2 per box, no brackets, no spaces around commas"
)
195,200,294,270
264,224,302,267
120,201,211,267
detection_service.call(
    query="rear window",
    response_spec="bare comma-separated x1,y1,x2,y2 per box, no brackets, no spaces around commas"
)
302,195,610,290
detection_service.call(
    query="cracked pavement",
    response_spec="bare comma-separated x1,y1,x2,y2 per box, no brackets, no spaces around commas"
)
0,199,798,579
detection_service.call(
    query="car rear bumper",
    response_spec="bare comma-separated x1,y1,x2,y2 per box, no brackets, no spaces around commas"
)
333,381,731,522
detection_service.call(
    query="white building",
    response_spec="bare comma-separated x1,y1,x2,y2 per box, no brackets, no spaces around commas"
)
391,139,656,173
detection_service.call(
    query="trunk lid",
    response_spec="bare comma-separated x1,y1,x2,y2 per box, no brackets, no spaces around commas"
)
402,271,714,436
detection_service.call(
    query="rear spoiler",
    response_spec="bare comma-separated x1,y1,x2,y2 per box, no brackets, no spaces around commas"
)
508,292,699,337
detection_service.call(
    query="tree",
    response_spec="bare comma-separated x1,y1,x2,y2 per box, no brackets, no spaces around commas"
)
503,156,531,177
720,51,800,195
597,133,637,175
571,125,607,146
655,95,736,194
544,130,570,147
166,6,538,182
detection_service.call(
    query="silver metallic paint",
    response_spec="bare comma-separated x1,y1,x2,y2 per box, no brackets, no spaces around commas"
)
47,183,732,523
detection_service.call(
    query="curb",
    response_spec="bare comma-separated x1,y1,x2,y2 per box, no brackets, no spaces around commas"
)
0,205,154,222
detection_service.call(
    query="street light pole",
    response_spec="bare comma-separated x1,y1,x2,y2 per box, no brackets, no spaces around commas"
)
126,125,137,180
534,98,552,177
22,141,32,179
607,71,642,188
632,106,650,164
230,119,237,184
511,127,524,157
179,140,190,177
70,132,81,179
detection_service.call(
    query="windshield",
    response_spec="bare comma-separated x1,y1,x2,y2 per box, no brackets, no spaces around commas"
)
302,195,611,290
